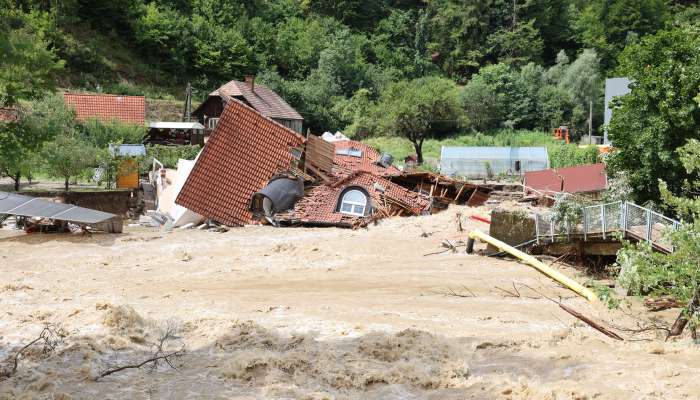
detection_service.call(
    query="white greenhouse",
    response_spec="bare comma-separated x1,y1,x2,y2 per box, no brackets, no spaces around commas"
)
439,146,549,179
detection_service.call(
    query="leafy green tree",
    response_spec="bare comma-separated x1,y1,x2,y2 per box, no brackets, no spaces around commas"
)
334,88,379,139
301,0,388,30
273,17,339,79
42,134,96,191
376,76,461,164
0,93,70,190
0,10,63,106
425,0,490,79
0,121,35,191
607,25,700,204
557,49,601,138
460,78,502,132
370,9,434,80
486,20,544,66
79,118,147,148
315,29,371,96
569,0,668,71
617,139,700,335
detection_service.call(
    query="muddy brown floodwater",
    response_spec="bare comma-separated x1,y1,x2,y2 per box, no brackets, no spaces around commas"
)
1,205,699,399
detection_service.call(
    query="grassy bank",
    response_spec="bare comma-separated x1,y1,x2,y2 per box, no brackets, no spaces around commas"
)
363,130,600,168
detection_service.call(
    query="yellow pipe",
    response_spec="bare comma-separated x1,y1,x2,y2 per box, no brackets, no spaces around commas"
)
468,230,598,302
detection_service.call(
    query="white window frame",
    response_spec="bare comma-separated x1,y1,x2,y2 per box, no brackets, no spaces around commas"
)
339,189,368,216
207,117,220,130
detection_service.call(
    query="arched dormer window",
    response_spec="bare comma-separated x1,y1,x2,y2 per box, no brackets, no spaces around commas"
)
338,188,369,216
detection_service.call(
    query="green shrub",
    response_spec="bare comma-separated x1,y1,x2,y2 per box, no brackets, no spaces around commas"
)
79,118,147,148
146,144,201,169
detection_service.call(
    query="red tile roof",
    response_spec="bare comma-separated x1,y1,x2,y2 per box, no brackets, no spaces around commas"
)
175,99,305,226
63,93,145,125
0,107,19,122
332,140,401,178
290,171,429,226
524,163,607,194
213,80,303,121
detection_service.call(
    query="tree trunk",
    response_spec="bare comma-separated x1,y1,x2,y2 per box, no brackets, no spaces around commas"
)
13,172,20,191
413,139,424,165
667,288,700,340
64,177,69,192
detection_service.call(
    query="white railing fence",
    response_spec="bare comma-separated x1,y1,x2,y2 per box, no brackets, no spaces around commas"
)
535,201,680,252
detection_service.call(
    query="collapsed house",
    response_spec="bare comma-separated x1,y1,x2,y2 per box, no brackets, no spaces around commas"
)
269,138,430,227
176,99,305,226
174,99,489,228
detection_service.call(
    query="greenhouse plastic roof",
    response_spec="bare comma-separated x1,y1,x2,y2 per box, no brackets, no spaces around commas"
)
440,146,549,161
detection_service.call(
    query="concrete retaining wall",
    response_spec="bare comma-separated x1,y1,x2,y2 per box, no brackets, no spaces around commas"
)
488,209,536,252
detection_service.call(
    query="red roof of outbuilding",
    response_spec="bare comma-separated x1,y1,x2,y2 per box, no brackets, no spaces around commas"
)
0,107,19,122
175,99,304,226
523,169,562,193
559,163,607,193
63,93,145,125
524,163,607,194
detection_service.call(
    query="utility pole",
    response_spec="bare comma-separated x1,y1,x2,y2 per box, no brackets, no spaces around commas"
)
183,82,192,122
588,99,593,145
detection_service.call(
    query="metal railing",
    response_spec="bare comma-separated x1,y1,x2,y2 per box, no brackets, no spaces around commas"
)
535,201,680,252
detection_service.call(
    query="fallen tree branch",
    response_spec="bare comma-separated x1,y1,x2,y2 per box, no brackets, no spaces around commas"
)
608,309,672,341
96,321,184,381
644,296,685,312
519,282,623,341
96,349,184,380
444,286,477,298
1,324,65,379
558,303,624,341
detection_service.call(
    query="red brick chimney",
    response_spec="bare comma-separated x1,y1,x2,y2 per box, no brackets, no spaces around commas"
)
244,75,255,92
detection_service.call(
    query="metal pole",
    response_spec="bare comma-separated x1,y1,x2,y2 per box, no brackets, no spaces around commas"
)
550,219,555,243
583,207,588,241
589,99,593,145
646,209,653,242
601,204,606,239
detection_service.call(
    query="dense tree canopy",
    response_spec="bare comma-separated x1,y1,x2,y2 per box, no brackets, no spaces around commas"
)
606,24,700,205
1,0,699,167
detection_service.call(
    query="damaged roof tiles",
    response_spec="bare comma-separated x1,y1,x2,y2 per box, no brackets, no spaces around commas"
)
289,171,429,227
332,140,401,177
175,99,304,226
